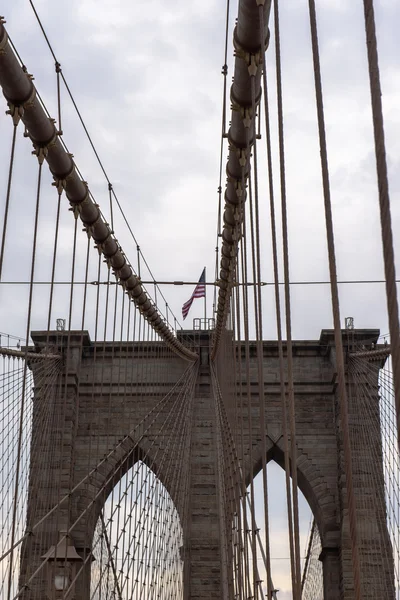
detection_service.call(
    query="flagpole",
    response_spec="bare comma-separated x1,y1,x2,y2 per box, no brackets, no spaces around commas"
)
204,266,207,329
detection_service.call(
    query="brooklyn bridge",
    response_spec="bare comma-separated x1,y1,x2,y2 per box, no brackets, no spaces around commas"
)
0,0,399,598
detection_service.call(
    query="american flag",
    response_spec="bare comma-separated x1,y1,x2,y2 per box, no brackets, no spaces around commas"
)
182,268,206,320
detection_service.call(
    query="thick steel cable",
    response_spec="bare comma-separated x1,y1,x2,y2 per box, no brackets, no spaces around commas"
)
0,22,196,360
307,0,362,596
26,1,186,333
239,208,259,594
249,57,278,596
272,1,302,595
232,266,249,598
212,0,270,355
214,0,231,315
361,0,400,452
45,191,62,332
257,3,298,594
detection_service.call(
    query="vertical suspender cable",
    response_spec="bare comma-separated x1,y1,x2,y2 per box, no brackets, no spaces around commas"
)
249,72,273,599
273,1,302,595
257,5,297,594
307,0,362,597
361,0,400,451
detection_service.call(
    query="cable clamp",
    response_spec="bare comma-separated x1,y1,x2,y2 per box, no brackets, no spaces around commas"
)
31,125,58,164
52,178,67,195
242,107,252,129
32,145,48,165
70,185,90,220
234,205,243,222
248,54,258,77
233,33,262,71
5,102,23,125
235,181,244,199
237,147,248,167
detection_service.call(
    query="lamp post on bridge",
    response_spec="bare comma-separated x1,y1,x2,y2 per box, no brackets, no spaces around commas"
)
42,532,82,599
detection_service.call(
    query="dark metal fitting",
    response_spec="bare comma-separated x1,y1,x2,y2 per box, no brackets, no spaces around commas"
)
32,145,48,165
6,102,23,125
237,148,248,167
235,181,243,199
55,61,61,73
233,35,261,69
242,107,252,129
52,178,66,195
234,206,243,222
248,54,259,77
68,203,80,219
221,64,228,75
108,182,112,191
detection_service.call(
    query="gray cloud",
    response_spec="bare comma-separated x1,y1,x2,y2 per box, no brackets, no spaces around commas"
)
0,0,399,593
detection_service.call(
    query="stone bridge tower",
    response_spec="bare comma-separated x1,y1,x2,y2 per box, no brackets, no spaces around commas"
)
20,328,394,599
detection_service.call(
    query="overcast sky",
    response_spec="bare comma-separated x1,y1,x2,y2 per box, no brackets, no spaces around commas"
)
1,0,399,337
1,0,399,597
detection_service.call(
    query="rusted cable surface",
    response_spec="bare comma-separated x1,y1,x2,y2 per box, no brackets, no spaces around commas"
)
212,0,271,357
273,1,302,595
361,0,400,451
0,19,196,362
307,0,362,596
257,6,298,593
